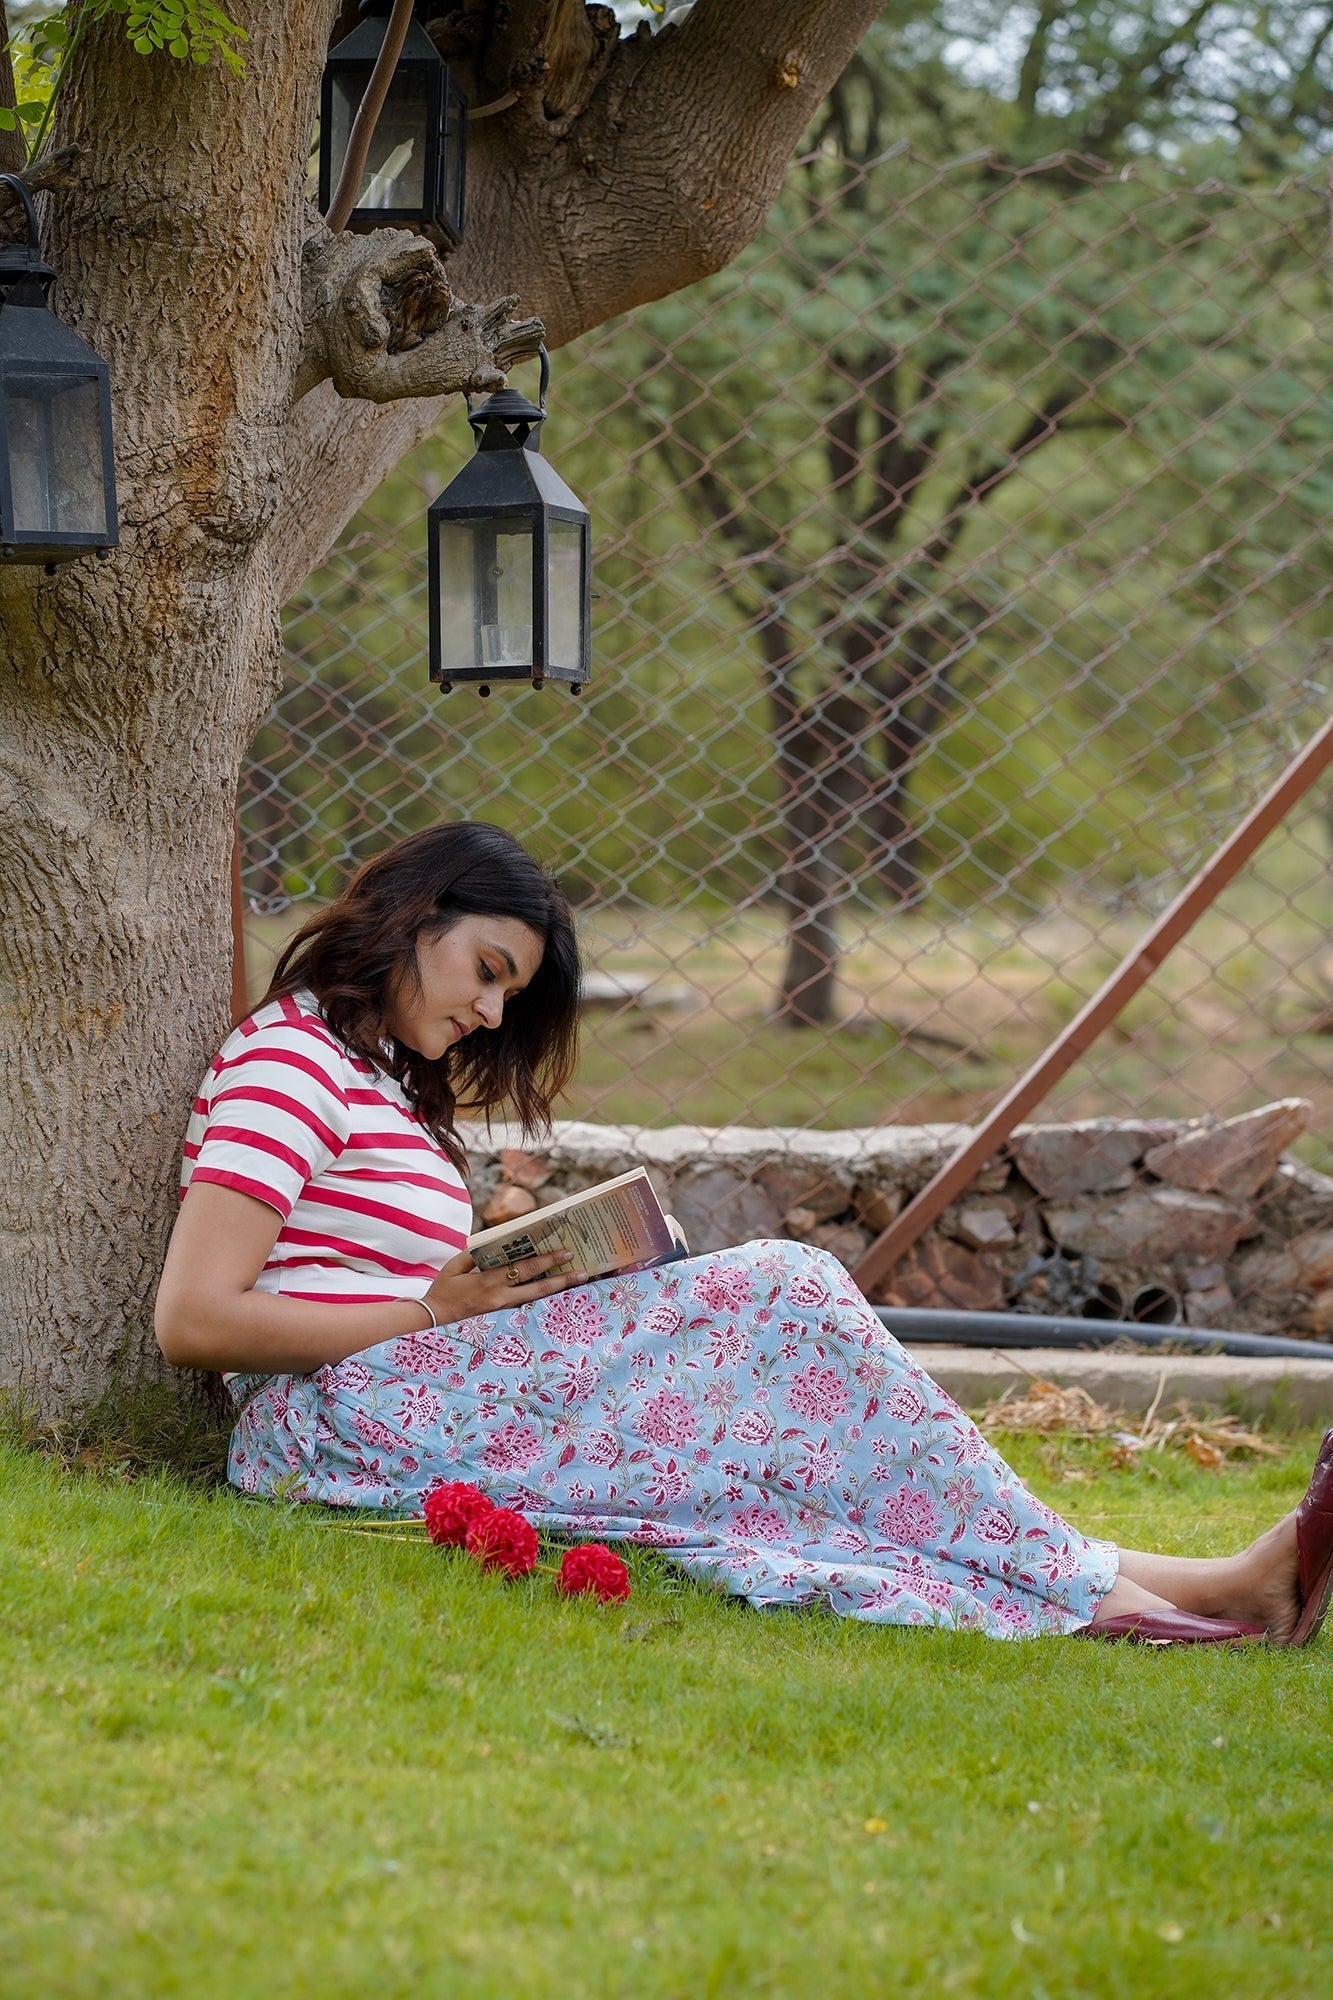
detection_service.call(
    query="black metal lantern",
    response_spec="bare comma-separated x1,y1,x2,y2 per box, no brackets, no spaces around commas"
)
0,176,117,569
427,351,591,695
318,1,467,244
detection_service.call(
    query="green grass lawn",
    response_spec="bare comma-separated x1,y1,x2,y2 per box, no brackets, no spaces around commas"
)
3,1434,1330,1999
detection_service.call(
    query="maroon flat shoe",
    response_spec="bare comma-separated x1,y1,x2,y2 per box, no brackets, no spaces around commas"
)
1290,1427,1333,1649
1077,1609,1266,1647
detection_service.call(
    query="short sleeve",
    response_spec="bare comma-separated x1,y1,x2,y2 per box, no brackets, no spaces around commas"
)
187,1012,353,1220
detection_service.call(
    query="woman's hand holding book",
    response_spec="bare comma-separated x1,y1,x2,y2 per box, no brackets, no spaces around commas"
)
420,1247,588,1328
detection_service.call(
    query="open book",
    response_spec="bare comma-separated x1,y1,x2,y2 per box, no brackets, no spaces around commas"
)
468,1167,689,1282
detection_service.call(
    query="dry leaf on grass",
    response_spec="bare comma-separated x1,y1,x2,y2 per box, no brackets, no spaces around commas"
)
1107,1443,1147,1473
979,1379,1117,1440
979,1374,1281,1470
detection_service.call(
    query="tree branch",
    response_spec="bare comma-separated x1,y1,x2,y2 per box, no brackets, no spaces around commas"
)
1016,0,1061,121
865,354,942,551
277,0,881,603
466,0,620,128
295,225,543,403
910,384,1081,585
0,144,81,238
824,358,863,499
1083,0,1220,153
1290,7,1333,116
654,432,804,738
447,0,887,346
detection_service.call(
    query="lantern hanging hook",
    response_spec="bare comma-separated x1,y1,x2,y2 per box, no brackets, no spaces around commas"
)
465,343,551,422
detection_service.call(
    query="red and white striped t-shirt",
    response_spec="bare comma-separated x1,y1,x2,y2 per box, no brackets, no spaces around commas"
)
182,990,471,1305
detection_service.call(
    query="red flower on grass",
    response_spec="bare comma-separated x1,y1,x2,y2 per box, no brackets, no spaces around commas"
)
423,1479,495,1546
555,1543,631,1603
466,1506,540,1578
423,1483,627,1599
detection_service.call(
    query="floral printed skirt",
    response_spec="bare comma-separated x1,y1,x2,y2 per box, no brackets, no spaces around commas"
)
228,1240,1118,1639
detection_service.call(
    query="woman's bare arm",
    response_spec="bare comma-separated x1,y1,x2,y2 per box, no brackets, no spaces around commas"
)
154,1182,579,1374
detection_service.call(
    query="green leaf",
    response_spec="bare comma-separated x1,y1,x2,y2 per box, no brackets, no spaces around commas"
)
0,109,15,131
113,0,246,71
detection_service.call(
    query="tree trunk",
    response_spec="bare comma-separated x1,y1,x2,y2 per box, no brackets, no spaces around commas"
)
774,592,983,1019
0,10,315,1411
774,695,874,1025
777,849,842,1025
0,3,24,179
0,0,884,1415
870,790,924,907
0,581,282,1407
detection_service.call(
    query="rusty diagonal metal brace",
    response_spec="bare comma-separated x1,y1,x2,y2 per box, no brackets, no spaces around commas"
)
851,711,1333,1298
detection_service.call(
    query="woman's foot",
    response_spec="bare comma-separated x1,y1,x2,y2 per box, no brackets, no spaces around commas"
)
1108,1511,1300,1642
1091,1435,1333,1645
1090,1574,1177,1625
1232,1511,1300,1644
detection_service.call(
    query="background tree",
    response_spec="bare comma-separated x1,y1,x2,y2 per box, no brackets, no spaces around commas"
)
0,0,886,1414
603,0,1333,1021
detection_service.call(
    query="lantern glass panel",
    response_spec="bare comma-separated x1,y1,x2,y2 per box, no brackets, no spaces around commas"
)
548,518,584,675
5,371,108,536
442,77,466,237
435,517,535,672
482,522,534,666
331,71,431,211
434,520,478,674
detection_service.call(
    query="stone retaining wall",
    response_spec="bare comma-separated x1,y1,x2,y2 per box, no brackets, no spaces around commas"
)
458,1097,1333,1339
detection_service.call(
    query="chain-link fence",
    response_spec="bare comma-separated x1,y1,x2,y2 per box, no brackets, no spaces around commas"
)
241,147,1333,1167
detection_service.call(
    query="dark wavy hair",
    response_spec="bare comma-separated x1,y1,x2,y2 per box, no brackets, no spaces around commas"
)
262,822,580,1169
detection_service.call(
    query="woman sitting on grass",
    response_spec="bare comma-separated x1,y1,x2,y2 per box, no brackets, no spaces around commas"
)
156,821,1332,1647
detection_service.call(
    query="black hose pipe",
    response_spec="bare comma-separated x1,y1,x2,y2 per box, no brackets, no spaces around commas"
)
873,1307,1333,1363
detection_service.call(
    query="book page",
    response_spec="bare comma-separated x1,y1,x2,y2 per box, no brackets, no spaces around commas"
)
469,1173,676,1280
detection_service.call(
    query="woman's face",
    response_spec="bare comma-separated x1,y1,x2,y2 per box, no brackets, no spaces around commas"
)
387,914,545,1060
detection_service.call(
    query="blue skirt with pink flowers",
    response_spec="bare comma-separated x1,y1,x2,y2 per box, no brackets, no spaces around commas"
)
227,1240,1118,1638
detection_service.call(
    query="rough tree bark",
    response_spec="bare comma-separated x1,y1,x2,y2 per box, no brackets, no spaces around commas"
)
0,0,883,1414
0,6,22,180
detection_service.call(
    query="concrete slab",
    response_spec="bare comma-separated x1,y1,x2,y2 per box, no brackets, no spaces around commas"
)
903,1344,1333,1427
